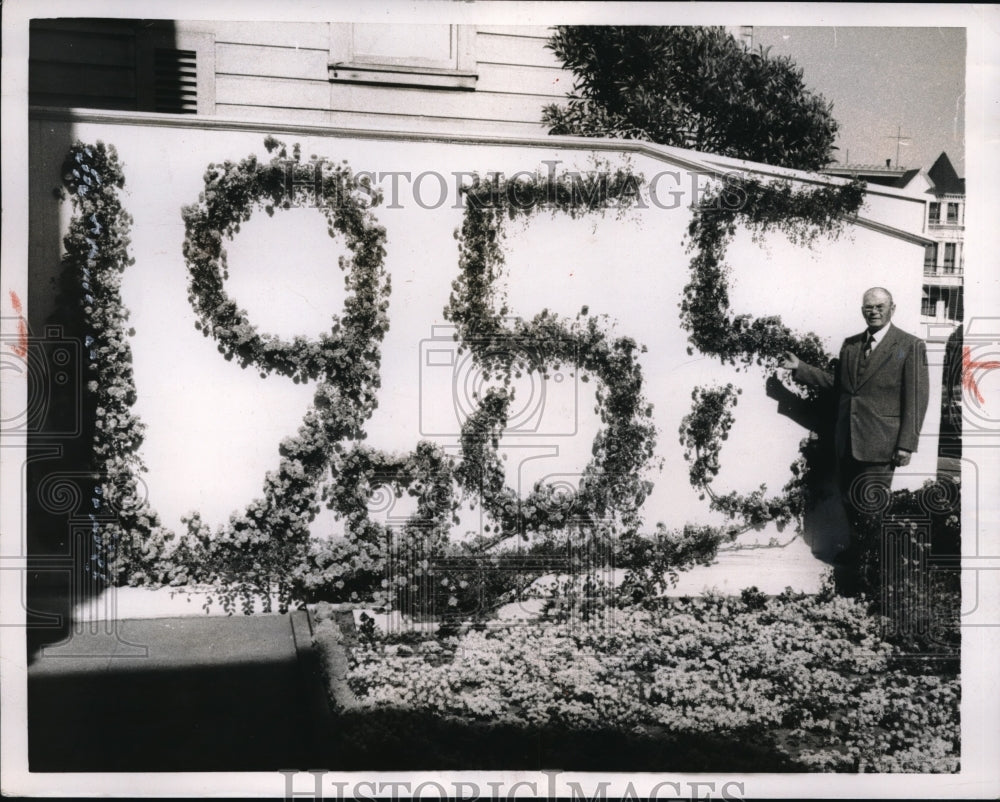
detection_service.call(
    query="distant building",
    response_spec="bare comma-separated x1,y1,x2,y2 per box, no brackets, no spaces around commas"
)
824,152,964,327
920,153,965,326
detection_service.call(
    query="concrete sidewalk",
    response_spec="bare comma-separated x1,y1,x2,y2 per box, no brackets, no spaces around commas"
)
28,612,327,772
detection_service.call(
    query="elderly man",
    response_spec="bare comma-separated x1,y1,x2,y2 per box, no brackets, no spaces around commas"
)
782,287,930,563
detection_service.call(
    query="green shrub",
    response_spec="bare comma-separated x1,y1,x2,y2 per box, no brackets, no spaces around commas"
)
850,478,961,666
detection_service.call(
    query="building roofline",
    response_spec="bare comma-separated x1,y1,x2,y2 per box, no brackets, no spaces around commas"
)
683,148,931,203
824,164,908,175
29,105,933,246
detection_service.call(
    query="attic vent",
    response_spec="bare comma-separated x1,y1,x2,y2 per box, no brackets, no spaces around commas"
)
153,47,197,113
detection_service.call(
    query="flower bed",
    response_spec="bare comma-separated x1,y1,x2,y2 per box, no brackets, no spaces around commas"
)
313,584,959,772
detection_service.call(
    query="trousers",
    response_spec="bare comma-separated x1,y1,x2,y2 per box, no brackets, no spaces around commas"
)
838,453,895,545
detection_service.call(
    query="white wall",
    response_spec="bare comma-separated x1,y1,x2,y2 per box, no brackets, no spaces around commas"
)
29,120,940,551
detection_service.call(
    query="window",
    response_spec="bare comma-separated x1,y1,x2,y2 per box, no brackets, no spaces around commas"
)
924,243,938,271
921,288,935,318
922,287,963,322
946,202,959,224
928,202,940,224
943,243,956,272
329,23,477,90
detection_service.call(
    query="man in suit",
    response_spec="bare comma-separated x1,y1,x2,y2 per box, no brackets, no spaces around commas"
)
782,287,930,562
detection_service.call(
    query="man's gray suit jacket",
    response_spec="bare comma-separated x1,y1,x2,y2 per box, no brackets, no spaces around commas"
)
793,324,930,464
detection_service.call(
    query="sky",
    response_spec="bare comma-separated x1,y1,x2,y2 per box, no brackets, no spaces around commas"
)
753,26,966,175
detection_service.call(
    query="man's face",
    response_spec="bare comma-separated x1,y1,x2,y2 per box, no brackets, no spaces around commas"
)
861,292,895,331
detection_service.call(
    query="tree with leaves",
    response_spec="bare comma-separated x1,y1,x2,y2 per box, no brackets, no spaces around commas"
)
542,26,839,171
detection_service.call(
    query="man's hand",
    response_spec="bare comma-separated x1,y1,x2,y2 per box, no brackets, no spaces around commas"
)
892,448,912,467
781,352,800,371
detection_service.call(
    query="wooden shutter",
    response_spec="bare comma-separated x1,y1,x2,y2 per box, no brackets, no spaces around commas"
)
153,47,198,113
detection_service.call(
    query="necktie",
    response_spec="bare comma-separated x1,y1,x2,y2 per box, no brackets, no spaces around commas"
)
862,334,873,360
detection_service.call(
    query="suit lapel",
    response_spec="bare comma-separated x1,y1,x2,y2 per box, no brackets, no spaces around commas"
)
847,334,862,390
855,326,900,389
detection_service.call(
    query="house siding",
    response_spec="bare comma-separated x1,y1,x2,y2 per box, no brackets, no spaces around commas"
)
31,20,570,134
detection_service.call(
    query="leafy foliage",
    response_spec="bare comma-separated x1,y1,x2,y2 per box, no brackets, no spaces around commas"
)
679,384,741,492
445,172,658,544
65,140,735,611
304,441,461,611
543,26,840,170
681,177,866,371
61,139,959,775
676,177,865,539
616,524,737,603
64,136,892,632
850,478,961,664
174,138,394,612
335,586,959,772
55,141,172,586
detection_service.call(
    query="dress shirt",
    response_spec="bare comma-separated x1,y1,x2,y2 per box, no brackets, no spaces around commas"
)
866,322,892,353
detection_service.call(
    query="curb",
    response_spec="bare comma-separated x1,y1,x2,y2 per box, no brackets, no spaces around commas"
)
289,608,336,753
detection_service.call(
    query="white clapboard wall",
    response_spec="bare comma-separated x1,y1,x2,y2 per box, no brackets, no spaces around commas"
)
30,21,570,135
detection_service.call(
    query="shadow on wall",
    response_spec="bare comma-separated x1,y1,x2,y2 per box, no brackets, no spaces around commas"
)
25,19,181,661
764,373,846,561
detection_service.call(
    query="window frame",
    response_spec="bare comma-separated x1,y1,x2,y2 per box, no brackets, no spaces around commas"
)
328,23,477,90
921,289,936,318
943,242,957,272
924,243,938,271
